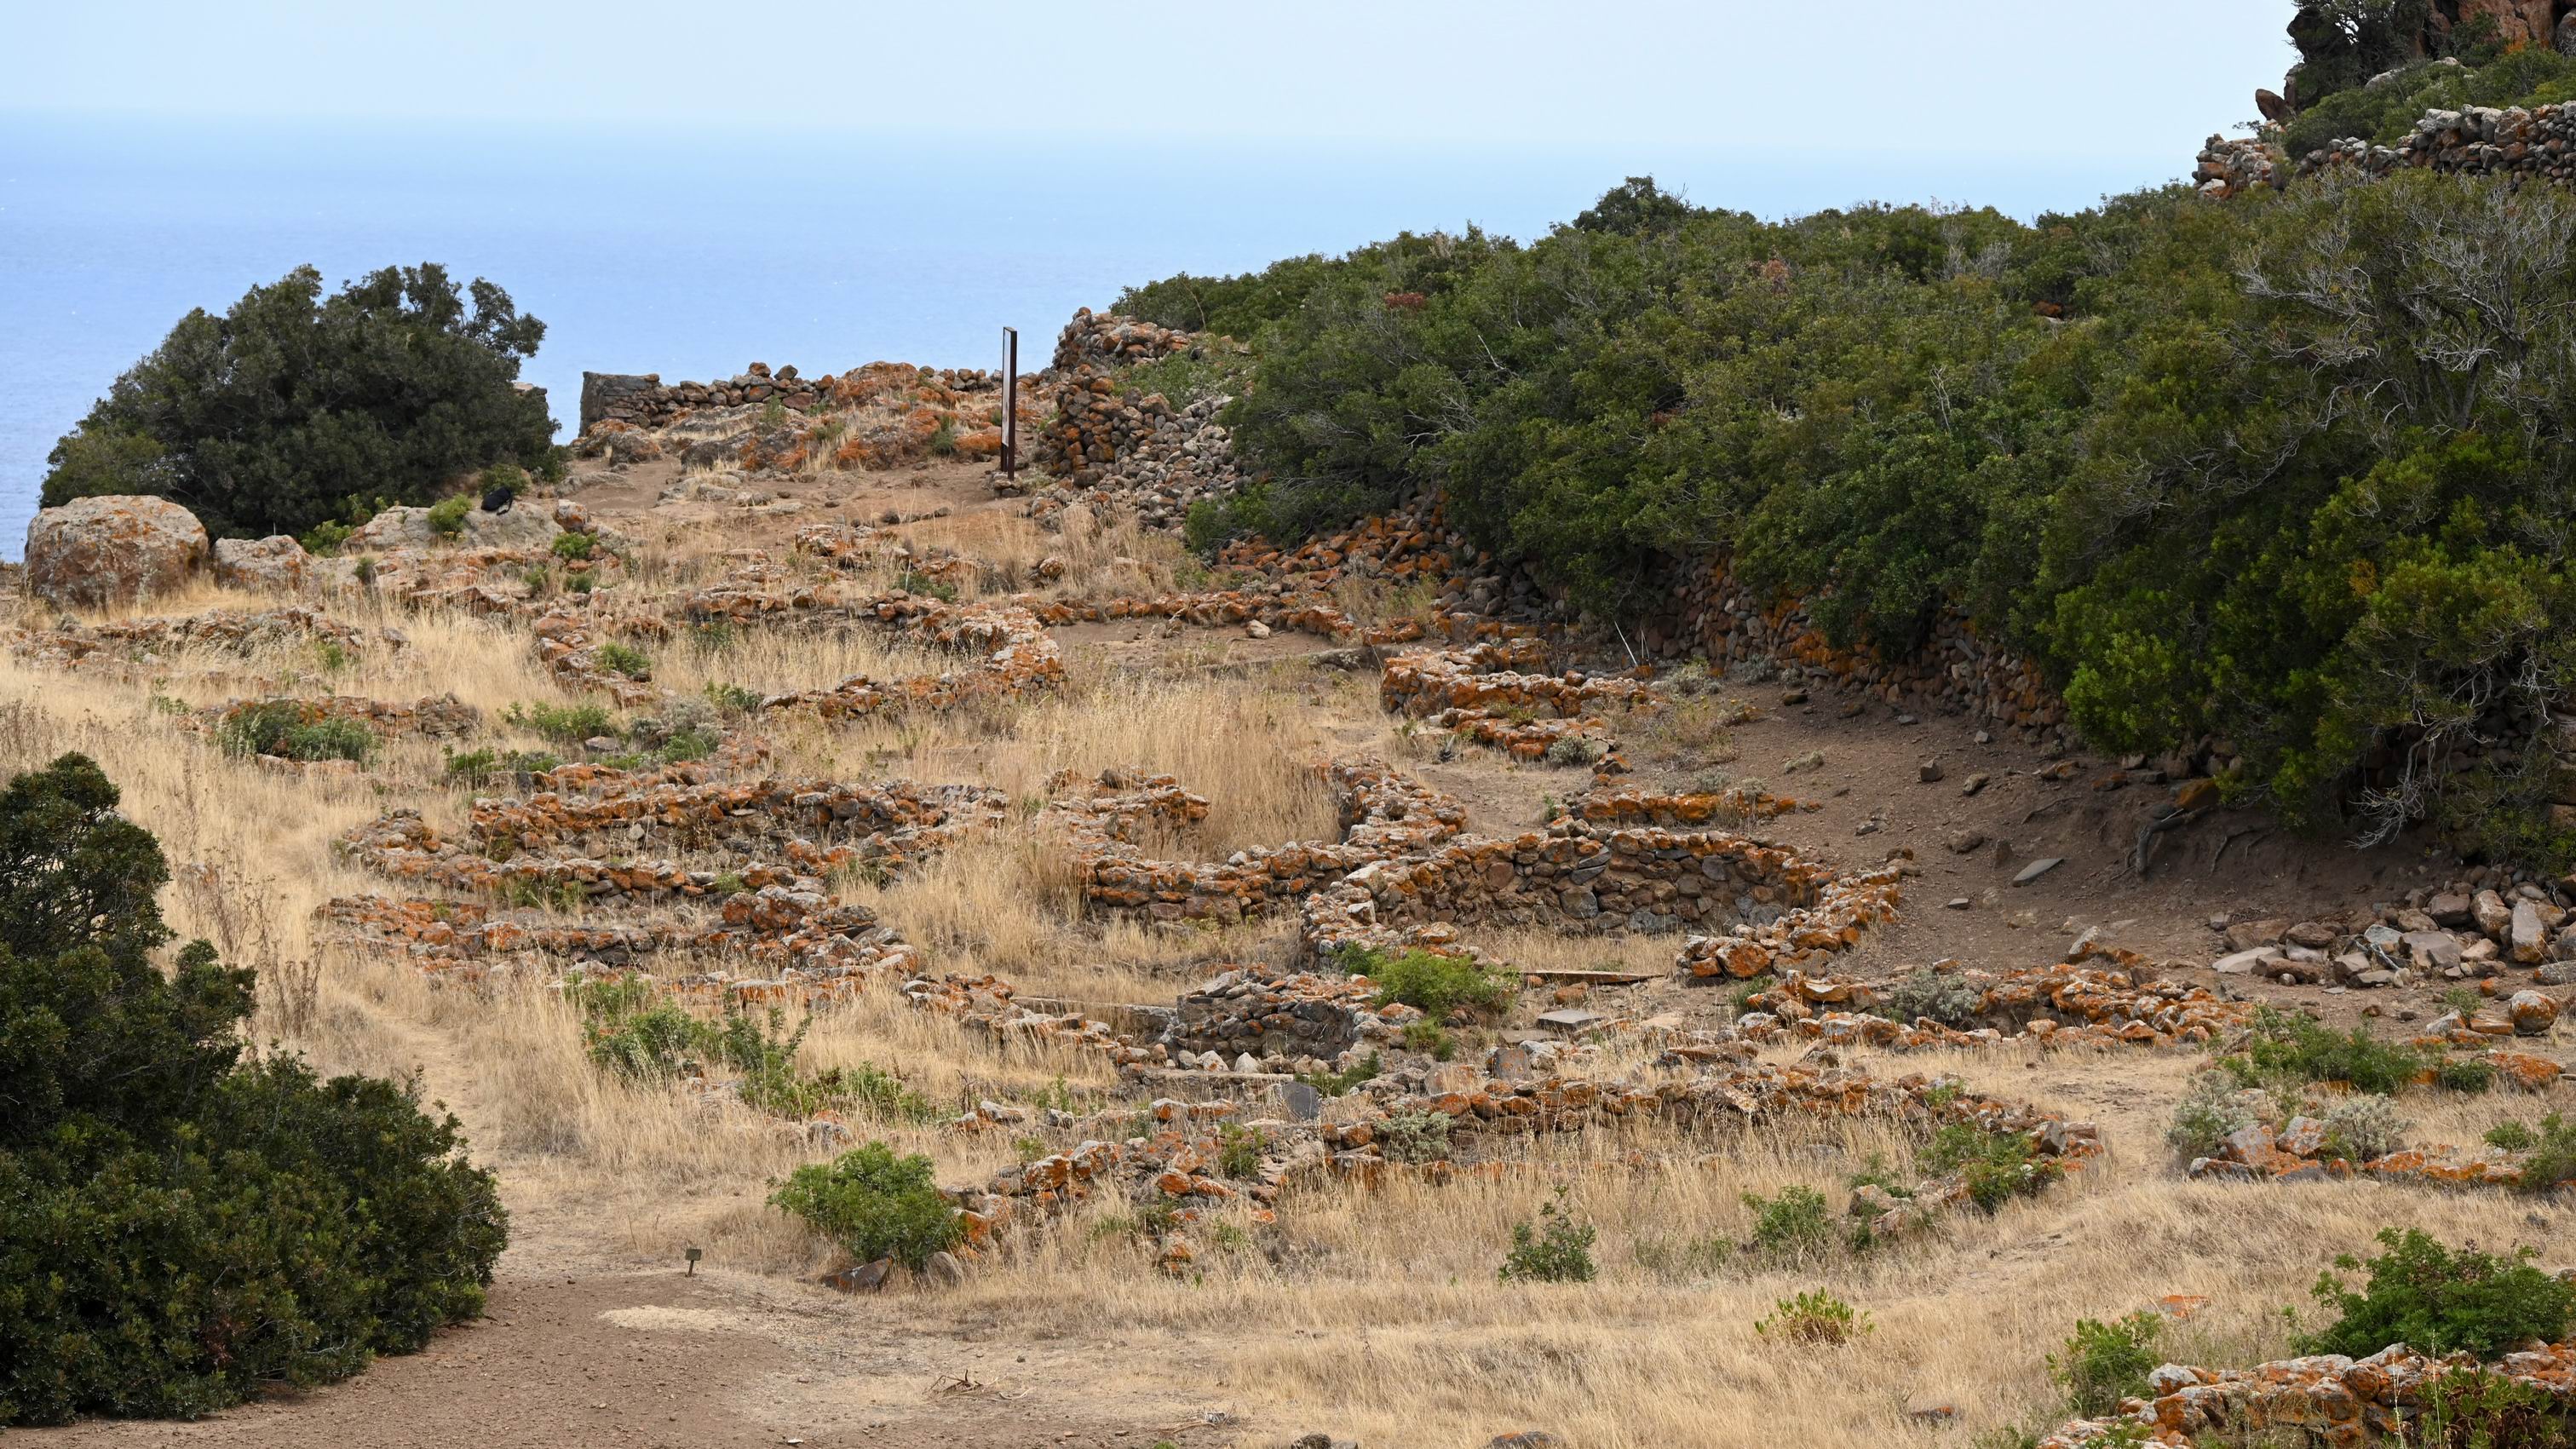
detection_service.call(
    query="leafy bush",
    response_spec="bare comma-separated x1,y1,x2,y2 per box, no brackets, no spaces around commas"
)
2486,1112,2576,1193
425,494,472,536
39,264,551,540
2220,1008,2429,1096
1216,1123,1268,1178
1124,168,2576,866
2300,1228,2576,1360
768,1141,961,1270
704,681,763,714
2050,1312,2163,1417
217,703,376,764
505,700,618,745
1757,1290,1872,1346
2284,47,2576,158
1498,1187,1597,1284
1346,946,1519,1019
569,975,706,1080
593,641,652,679
1923,1123,2061,1212
0,754,504,1425
1741,1184,1839,1261
552,531,596,561
443,746,562,786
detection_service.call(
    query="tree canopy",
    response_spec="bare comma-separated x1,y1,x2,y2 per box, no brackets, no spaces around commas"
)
40,263,555,539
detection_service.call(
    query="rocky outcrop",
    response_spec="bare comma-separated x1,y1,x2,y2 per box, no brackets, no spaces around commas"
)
346,502,562,554
23,496,210,612
211,535,312,593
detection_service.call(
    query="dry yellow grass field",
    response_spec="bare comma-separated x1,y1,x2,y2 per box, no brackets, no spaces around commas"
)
10,475,2575,1449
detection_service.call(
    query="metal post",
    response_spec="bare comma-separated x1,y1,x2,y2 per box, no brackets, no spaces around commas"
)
1000,327,1020,478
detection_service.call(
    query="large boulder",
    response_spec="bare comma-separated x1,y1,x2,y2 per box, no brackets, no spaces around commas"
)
23,496,209,611
344,503,562,554
2461,0,2558,46
211,534,312,594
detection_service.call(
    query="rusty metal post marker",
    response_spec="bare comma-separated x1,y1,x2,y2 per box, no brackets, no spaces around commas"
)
999,325,1020,480
684,1246,701,1277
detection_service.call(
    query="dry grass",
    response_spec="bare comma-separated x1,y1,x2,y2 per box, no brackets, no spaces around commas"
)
20,551,2576,1449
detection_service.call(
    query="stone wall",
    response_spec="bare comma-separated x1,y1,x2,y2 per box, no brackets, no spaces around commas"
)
578,360,1011,434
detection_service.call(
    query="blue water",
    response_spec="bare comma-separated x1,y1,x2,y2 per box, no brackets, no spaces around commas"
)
0,114,2189,558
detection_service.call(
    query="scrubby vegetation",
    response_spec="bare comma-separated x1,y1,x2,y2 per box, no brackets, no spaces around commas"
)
40,263,557,539
2299,1228,2576,1360
1345,945,1520,1019
768,1141,961,1270
0,755,505,1425
1143,163,2576,858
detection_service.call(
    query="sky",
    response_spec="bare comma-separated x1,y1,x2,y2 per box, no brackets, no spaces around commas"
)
7,1,2291,170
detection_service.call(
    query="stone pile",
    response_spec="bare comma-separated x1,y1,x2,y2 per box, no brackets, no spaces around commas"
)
1050,759,1469,926
1164,966,1414,1066
1305,812,1903,983
2212,876,2576,988
2038,1338,2576,1448
1732,957,2256,1052
203,693,481,743
1382,638,1662,766
10,607,372,671
340,771,1005,905
2194,135,2288,199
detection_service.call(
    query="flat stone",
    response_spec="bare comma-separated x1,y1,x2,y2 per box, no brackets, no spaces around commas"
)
2213,947,2277,975
2012,857,2065,887
1535,1009,1607,1034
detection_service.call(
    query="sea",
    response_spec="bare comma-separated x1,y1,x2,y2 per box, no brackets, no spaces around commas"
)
0,114,2184,558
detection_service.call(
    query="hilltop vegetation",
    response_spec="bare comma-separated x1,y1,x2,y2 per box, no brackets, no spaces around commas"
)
40,263,558,540
1140,170,2576,860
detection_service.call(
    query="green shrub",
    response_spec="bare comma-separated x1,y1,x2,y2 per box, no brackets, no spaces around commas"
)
2300,1228,2576,1360
2050,1312,2163,1417
1216,1123,1268,1179
301,519,354,555
425,494,473,536
2488,1112,2576,1193
504,700,618,745
569,975,706,1080
704,681,763,714
768,1141,961,1270
1498,1187,1597,1284
0,754,505,1426
39,264,550,540
1741,1184,1838,1261
216,704,376,765
1346,946,1518,1019
2220,1009,2429,1096
1757,1290,1872,1346
443,747,561,786
1922,1123,2061,1212
592,641,651,679
552,531,595,561
1400,1020,1458,1060
894,569,958,602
